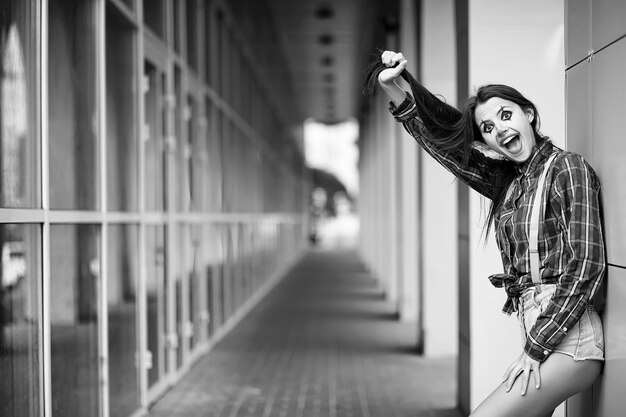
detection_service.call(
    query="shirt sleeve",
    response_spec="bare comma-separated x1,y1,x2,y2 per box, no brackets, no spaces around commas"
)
524,153,606,362
389,92,501,199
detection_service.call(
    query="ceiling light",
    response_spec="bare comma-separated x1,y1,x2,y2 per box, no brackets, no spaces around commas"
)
318,34,334,45
314,5,334,19
320,56,334,66
322,73,334,83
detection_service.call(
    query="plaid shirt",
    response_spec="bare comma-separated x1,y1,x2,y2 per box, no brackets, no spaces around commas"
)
390,93,606,362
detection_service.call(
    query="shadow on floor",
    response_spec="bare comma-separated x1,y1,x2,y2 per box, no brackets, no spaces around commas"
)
148,249,462,417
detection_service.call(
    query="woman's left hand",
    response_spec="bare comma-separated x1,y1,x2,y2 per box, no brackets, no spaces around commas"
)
502,351,542,395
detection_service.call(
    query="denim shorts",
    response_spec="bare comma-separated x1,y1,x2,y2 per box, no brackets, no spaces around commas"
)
518,284,604,361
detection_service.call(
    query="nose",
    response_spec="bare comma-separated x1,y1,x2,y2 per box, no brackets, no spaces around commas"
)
496,126,508,138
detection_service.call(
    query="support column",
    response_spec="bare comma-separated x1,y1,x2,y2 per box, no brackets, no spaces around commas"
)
420,0,459,358
396,0,420,333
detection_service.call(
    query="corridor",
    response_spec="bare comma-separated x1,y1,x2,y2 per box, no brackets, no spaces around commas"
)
147,250,461,417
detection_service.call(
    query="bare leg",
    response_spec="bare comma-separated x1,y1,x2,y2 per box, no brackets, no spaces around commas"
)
469,353,601,417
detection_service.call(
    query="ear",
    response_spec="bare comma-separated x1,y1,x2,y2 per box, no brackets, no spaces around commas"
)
525,107,535,123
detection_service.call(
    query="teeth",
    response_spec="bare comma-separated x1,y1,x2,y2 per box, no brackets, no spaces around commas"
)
502,135,517,147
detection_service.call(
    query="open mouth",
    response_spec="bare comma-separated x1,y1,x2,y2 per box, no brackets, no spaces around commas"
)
501,134,522,153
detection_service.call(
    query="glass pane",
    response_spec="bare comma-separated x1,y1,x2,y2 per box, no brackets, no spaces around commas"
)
241,225,250,299
221,117,231,213
174,67,189,212
118,0,133,11
0,224,41,417
215,9,224,94
188,95,200,211
179,223,204,352
172,0,181,53
185,0,198,71
220,20,230,101
205,99,222,212
175,224,187,369
106,5,138,211
223,224,235,318
143,0,165,39
194,99,208,212
232,224,242,310
145,225,166,387
108,225,139,417
204,0,212,84
205,224,223,336
50,224,100,416
49,0,98,210
144,61,166,211
0,0,40,208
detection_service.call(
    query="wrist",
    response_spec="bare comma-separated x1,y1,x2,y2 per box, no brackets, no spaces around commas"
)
378,78,399,91
379,81,406,107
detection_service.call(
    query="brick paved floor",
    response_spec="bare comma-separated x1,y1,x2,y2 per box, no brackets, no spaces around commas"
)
148,249,462,417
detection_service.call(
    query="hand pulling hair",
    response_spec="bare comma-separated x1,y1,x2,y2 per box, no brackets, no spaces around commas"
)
361,55,469,161
360,53,519,238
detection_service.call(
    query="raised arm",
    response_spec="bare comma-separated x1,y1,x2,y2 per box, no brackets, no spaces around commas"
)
374,51,504,199
378,51,409,106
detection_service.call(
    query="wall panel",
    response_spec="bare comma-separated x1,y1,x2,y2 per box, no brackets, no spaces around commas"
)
595,266,626,417
590,38,626,265
565,60,591,156
592,0,626,52
565,1,626,414
565,0,591,66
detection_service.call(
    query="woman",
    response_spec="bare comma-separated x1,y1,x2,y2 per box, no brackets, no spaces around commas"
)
370,51,606,416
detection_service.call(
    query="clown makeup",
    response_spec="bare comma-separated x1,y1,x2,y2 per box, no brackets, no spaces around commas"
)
475,97,536,163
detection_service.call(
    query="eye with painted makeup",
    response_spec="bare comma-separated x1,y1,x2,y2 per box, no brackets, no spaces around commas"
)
483,123,494,134
501,110,512,121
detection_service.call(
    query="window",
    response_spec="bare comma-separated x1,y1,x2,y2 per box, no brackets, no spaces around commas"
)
143,0,165,38
107,225,140,417
49,0,99,210
143,61,167,211
188,94,201,211
146,225,167,387
0,0,40,208
174,66,190,212
106,5,138,211
185,0,198,71
204,0,213,84
172,0,181,53
0,224,41,417
50,224,100,416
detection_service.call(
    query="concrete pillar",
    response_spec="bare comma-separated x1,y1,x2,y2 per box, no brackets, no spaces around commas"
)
383,87,400,305
395,0,421,328
455,0,471,412
419,0,460,358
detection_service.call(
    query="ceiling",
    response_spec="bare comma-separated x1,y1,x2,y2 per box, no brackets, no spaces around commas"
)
264,0,383,125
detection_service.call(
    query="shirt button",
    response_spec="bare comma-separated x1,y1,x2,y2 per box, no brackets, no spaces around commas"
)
543,350,549,355
563,327,568,332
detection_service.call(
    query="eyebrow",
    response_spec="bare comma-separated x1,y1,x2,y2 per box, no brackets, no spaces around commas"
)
479,106,506,127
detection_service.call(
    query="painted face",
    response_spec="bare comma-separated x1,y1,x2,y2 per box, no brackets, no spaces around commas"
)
474,97,536,163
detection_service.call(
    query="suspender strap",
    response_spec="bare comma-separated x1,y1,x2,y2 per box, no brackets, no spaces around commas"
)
529,153,558,288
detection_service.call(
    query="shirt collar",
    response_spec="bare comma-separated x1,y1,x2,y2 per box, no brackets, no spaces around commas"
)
516,139,554,177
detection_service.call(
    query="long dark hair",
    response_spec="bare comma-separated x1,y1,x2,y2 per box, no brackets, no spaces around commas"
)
363,60,546,235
